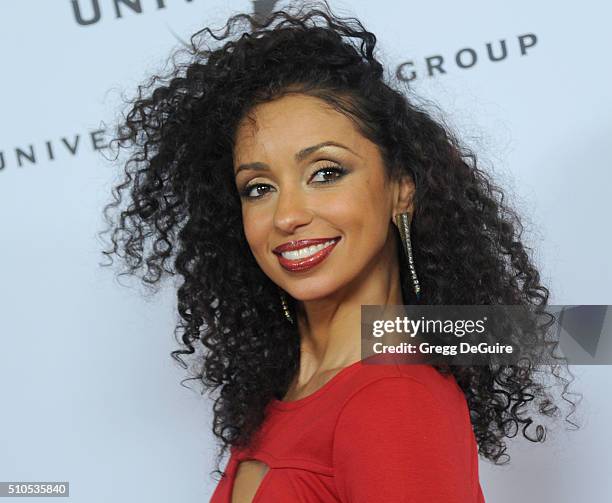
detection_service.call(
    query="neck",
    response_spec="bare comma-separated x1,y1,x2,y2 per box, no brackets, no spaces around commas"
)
293,237,404,374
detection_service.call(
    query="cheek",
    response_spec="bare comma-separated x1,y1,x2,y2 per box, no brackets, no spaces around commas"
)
242,208,270,252
321,194,355,225
324,185,389,233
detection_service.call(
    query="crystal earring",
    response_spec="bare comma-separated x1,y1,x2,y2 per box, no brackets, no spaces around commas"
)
394,212,421,301
279,290,294,324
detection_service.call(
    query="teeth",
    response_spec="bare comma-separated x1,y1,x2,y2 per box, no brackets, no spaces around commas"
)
281,240,337,260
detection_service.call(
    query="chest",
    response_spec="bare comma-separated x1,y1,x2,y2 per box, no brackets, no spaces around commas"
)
209,451,338,503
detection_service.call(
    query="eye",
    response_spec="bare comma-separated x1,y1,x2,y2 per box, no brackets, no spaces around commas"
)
240,183,272,199
310,164,349,184
239,164,348,200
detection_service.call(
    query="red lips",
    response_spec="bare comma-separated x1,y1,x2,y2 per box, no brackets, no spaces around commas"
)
273,237,341,254
274,237,341,272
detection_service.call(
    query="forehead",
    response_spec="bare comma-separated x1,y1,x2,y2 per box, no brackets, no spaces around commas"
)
233,94,363,161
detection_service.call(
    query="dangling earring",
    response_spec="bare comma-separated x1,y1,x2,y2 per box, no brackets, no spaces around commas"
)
279,290,294,324
394,212,421,301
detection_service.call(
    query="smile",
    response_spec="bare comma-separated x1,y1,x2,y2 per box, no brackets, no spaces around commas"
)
274,237,341,272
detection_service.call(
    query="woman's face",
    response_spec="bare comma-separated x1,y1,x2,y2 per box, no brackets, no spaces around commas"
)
233,93,411,302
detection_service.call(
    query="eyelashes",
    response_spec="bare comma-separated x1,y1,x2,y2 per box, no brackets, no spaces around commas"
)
239,164,349,200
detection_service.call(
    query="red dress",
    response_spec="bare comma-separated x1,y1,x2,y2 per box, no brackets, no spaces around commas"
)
209,354,486,502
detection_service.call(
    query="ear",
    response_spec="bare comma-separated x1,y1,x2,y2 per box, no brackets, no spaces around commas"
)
392,174,415,217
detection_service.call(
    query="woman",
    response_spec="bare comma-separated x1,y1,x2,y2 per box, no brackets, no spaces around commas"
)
99,1,579,501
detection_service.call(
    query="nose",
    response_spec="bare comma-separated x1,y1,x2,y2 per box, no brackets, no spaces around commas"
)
273,184,313,234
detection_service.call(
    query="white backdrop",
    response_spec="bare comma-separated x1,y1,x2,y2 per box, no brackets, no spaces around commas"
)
1,1,610,502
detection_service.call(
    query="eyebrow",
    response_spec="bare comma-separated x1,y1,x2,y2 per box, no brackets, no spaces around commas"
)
234,141,360,176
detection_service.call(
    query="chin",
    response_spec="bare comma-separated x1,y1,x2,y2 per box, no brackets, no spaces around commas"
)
283,277,348,303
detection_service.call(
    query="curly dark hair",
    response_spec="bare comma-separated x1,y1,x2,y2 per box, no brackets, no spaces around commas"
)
98,0,580,481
